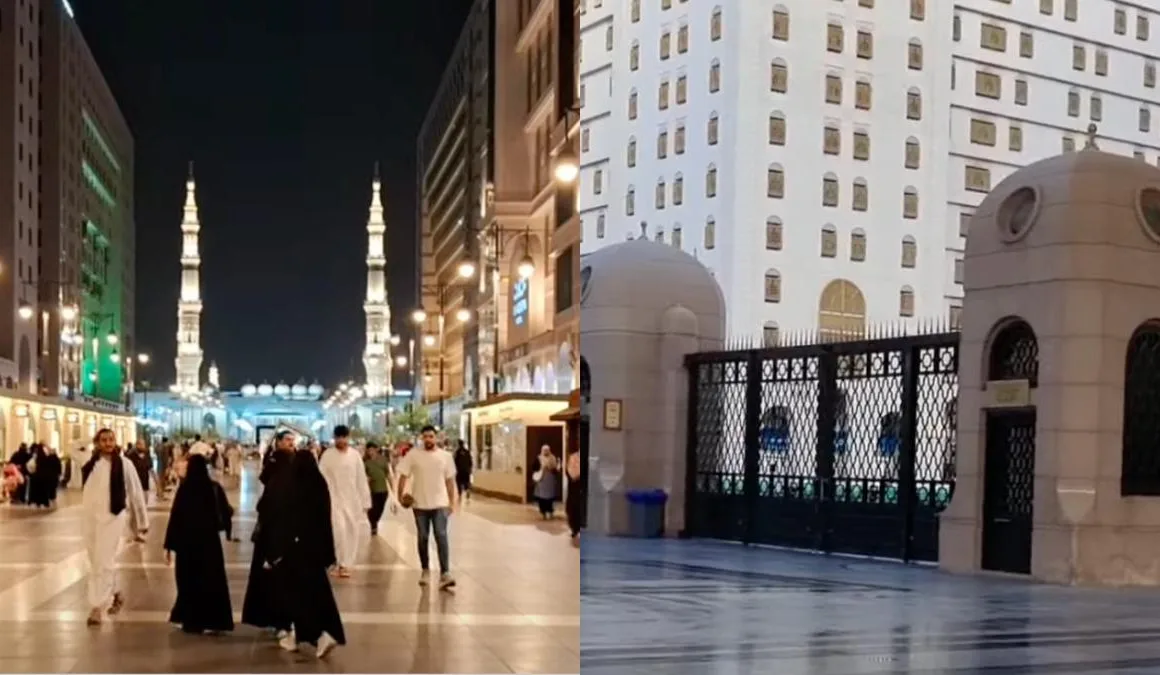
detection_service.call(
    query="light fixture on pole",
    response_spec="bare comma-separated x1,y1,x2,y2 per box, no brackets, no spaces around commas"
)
60,304,78,321
455,308,471,323
423,334,436,347
457,260,476,279
411,309,427,324
17,301,33,320
517,225,535,279
110,351,121,364
107,332,119,346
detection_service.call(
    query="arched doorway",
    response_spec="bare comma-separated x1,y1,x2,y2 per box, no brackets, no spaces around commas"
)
981,319,1038,575
817,279,866,342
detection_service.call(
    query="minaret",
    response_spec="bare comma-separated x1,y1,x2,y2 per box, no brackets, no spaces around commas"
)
175,162,204,393
208,362,220,390
362,164,392,395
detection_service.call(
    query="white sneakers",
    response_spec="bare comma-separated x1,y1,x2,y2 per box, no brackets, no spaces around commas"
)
277,628,339,659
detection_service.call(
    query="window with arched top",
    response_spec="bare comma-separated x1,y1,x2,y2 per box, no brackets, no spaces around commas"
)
765,217,783,250
855,78,872,110
673,173,684,204
704,217,716,249
705,165,718,197
628,90,638,119
630,0,640,21
672,225,683,249
772,6,790,40
1122,322,1160,495
626,137,637,167
827,22,844,53
763,321,780,347
821,224,837,258
770,58,789,93
709,59,721,92
853,177,869,211
625,186,636,216
710,6,723,40
707,112,720,145
655,180,666,209
905,136,921,169
903,186,919,219
630,40,640,70
822,173,839,207
596,214,606,239
901,236,917,268
655,228,665,243
818,279,867,341
899,286,915,317
908,38,924,69
767,164,784,198
764,269,782,303
851,229,867,261
907,87,922,119
769,111,786,145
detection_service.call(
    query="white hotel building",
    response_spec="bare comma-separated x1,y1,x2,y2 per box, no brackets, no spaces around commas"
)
578,0,1160,343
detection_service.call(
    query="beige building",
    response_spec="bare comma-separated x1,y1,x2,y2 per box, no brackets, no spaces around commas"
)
0,0,45,393
39,0,135,405
462,0,582,501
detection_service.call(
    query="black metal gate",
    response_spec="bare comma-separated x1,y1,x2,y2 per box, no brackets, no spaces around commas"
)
684,331,959,562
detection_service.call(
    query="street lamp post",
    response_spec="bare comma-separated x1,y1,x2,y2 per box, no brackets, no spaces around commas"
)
411,261,475,429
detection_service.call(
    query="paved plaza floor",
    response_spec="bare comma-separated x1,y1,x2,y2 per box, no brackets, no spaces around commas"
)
582,537,1160,674
0,466,579,673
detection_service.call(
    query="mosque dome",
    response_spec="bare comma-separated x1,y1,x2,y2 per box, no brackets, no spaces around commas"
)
240,383,257,397
291,383,308,397
273,382,291,397
307,382,324,396
257,382,274,396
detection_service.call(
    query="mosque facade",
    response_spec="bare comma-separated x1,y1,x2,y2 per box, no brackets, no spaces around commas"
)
132,167,413,445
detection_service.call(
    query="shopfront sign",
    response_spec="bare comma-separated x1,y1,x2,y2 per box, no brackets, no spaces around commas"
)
512,278,529,326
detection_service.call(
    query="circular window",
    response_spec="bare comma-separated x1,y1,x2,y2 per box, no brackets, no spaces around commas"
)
1139,188,1160,242
997,186,1039,242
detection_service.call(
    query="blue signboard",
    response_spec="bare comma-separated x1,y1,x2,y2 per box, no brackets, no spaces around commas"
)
512,279,529,326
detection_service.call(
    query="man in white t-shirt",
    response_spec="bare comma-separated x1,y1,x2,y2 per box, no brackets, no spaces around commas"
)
396,425,458,590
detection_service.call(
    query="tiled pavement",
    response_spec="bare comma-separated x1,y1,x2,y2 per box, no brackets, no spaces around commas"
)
582,537,1160,675
0,466,579,673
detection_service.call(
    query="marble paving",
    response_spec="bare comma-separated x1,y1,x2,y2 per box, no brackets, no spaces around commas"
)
0,465,579,673
581,537,1160,674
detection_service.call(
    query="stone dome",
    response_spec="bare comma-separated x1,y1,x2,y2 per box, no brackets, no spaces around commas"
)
291,383,308,397
581,239,725,337
969,142,1160,258
240,383,257,397
273,382,290,397
257,383,274,396
307,383,324,396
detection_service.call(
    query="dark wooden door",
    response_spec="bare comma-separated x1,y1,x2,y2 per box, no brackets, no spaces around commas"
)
981,410,1036,575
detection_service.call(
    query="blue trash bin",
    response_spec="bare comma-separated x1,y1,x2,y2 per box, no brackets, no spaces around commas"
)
625,489,668,538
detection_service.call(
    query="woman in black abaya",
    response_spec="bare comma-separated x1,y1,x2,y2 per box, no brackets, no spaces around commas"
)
265,449,346,656
163,454,234,634
241,438,293,633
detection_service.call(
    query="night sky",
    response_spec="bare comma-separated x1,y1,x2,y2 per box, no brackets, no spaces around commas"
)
73,0,474,390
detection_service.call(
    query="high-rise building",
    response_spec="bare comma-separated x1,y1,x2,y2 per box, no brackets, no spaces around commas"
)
174,165,203,393
579,0,1160,344
416,0,494,412
362,166,393,396
39,0,135,402
0,0,46,393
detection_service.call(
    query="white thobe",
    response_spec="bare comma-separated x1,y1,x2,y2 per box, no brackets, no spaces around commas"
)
82,456,148,610
318,448,372,568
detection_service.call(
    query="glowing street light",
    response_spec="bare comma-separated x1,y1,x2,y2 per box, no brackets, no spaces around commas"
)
554,149,579,184
423,334,436,347
107,333,119,346
517,254,535,279
457,260,476,279
395,355,408,367
455,308,471,323
60,304,78,321
137,353,151,365
411,309,427,324
389,334,401,346
110,352,121,364
17,302,33,320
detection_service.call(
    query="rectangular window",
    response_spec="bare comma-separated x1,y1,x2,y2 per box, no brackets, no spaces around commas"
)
853,131,870,160
1008,124,1023,151
1072,44,1085,70
975,71,1001,99
856,31,873,59
825,74,842,104
827,24,844,53
980,23,1007,51
1019,31,1034,58
970,119,996,146
855,81,871,110
823,126,841,155
964,166,991,192
1014,78,1028,105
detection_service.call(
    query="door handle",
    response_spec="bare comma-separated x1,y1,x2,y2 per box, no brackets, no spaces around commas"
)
994,517,1011,523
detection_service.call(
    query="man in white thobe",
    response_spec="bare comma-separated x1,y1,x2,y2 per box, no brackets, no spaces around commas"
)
318,426,371,578
81,428,148,626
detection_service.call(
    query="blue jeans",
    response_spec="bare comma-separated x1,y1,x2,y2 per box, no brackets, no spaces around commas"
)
413,508,450,573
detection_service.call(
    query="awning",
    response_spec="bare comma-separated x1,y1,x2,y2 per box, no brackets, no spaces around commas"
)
550,389,582,421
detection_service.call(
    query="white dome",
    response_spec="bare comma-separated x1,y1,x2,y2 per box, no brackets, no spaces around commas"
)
308,383,324,396
257,383,274,396
241,384,257,397
291,383,307,396
274,383,290,396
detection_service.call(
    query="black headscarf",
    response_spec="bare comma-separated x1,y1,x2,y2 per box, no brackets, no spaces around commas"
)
82,449,127,516
259,449,334,568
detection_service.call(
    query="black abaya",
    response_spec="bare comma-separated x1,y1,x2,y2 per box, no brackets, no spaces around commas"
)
241,448,293,631
266,450,346,646
164,455,234,633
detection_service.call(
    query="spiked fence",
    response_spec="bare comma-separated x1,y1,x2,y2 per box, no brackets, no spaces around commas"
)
684,321,960,563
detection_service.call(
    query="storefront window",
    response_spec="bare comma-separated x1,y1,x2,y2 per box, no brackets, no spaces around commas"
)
473,421,526,473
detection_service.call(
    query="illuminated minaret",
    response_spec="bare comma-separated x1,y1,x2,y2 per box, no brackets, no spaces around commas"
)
175,162,204,393
362,164,392,395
